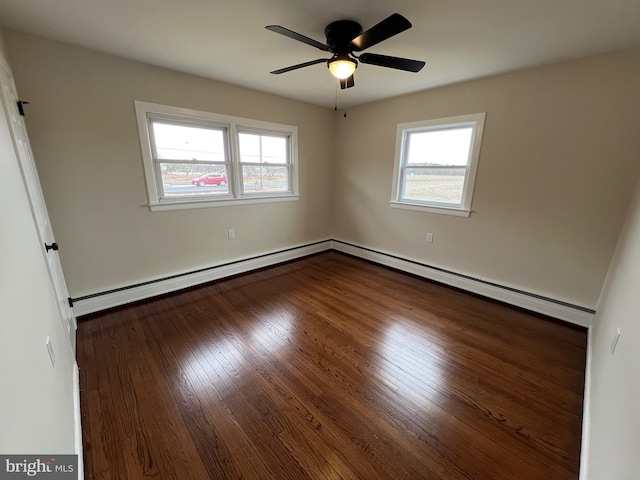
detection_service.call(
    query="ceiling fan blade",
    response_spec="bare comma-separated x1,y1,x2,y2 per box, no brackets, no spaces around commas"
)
350,13,412,52
266,25,332,52
270,58,328,74
339,75,355,90
359,53,425,72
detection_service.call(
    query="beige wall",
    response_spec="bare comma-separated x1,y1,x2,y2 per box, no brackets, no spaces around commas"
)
6,28,640,310
585,171,640,479
5,30,334,297
332,47,640,309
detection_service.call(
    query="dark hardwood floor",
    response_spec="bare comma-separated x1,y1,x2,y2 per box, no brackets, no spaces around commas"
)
77,252,587,479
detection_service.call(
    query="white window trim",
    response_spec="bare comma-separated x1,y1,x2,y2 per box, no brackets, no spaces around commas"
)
134,101,299,211
390,113,486,217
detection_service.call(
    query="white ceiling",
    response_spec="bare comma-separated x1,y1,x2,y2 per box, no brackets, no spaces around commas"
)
1,0,640,109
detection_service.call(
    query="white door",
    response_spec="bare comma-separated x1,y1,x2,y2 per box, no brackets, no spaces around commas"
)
0,57,77,351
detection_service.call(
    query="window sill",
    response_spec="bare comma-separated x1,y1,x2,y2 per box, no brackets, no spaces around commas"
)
389,201,471,217
149,195,299,212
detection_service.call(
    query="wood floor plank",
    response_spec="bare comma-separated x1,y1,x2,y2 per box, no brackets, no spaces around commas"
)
135,304,268,480
253,275,579,472
78,252,586,479
206,288,404,480
246,286,577,477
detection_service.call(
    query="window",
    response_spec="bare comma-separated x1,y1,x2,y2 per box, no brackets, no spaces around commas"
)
238,130,291,195
390,113,485,217
134,101,298,211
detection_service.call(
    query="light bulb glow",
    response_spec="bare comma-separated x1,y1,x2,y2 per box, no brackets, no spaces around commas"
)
329,59,356,79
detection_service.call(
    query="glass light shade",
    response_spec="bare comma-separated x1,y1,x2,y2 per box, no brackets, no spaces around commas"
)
328,59,356,79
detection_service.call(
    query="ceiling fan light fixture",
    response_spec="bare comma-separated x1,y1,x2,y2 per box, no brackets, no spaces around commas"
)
328,55,357,79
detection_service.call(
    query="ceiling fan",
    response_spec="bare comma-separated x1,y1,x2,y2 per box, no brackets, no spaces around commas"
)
266,13,426,89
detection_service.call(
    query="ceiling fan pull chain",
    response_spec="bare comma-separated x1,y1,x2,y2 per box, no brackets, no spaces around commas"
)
334,84,347,118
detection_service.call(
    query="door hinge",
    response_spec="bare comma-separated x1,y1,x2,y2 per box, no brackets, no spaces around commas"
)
16,100,30,116
68,297,74,308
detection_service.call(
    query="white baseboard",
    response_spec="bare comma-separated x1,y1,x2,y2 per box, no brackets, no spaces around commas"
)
73,362,84,480
73,239,594,327
73,241,332,316
579,326,593,480
331,240,594,328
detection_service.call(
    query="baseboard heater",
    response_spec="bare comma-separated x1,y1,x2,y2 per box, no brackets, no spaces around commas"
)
71,239,595,327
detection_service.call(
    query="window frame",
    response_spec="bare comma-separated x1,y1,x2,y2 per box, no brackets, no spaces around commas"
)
134,101,299,211
236,127,293,196
390,113,486,217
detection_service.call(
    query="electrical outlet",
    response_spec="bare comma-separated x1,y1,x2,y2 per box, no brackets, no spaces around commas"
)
46,336,55,366
426,233,434,243
227,229,235,240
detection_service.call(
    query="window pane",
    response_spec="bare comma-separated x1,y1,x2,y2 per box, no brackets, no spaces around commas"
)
152,122,226,161
402,167,466,204
242,166,289,193
406,127,473,166
160,163,229,197
239,133,287,164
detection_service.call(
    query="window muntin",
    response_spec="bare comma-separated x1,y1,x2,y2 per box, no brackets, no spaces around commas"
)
392,113,485,216
135,101,298,211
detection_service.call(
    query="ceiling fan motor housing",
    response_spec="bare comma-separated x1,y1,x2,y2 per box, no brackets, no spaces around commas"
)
325,20,363,52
